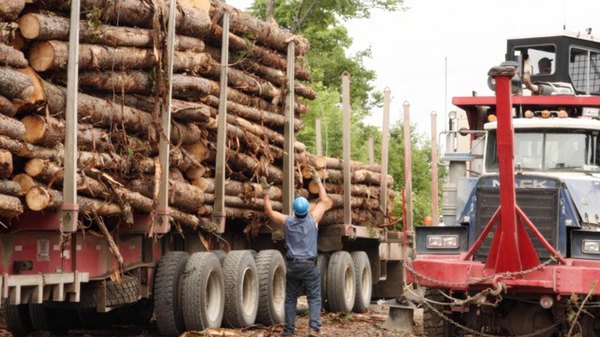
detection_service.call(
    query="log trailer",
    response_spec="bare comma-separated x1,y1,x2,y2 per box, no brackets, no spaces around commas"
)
0,0,406,336
408,32,600,336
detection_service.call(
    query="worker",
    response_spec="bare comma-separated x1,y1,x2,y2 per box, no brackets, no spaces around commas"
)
537,57,552,74
261,168,332,337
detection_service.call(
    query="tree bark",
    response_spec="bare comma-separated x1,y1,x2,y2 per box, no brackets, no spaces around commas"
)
0,135,26,155
0,193,23,218
128,178,207,214
308,181,382,198
210,0,310,55
0,114,25,141
0,95,17,117
0,0,25,20
0,66,34,100
318,208,383,227
37,0,212,38
42,81,157,138
26,186,122,215
207,25,311,81
0,179,21,196
19,12,205,51
315,156,382,172
0,43,27,68
0,150,12,179
320,168,393,186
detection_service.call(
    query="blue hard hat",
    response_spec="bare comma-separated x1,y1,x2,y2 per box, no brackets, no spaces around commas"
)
293,196,309,216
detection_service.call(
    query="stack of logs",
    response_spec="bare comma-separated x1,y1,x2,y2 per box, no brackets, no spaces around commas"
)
0,0,394,236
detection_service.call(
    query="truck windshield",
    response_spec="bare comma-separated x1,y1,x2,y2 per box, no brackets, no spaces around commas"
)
485,129,600,172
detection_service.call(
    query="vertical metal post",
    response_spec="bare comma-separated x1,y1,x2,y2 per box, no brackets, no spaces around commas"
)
156,0,178,232
342,72,351,225
315,115,323,157
212,13,230,232
431,111,438,224
368,137,374,165
61,0,81,233
403,102,413,231
380,88,391,219
282,41,296,214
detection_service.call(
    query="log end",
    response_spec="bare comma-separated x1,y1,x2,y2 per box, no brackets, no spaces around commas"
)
24,157,46,177
29,41,55,72
26,186,50,211
16,67,45,103
21,115,46,144
18,13,41,40
12,173,36,195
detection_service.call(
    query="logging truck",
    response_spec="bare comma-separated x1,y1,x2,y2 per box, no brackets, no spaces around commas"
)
0,0,406,335
408,32,600,336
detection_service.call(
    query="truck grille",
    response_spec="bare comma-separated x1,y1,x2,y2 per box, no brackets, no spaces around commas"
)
475,187,559,261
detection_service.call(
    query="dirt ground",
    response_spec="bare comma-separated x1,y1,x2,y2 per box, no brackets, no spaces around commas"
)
0,298,424,337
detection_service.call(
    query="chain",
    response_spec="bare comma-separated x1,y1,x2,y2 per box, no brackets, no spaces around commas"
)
404,256,558,287
423,299,562,337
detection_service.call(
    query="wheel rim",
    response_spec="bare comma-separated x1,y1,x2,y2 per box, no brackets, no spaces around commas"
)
360,266,371,300
273,266,285,310
344,266,354,304
242,267,258,316
206,270,222,322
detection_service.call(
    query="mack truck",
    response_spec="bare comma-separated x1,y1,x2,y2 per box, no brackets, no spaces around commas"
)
0,0,406,335
408,32,600,336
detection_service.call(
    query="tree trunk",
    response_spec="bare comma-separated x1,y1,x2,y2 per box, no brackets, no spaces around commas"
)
42,81,157,138
19,12,205,51
128,178,207,214
0,114,25,141
0,135,26,155
206,25,311,81
0,193,23,218
26,186,122,215
320,168,393,186
193,177,283,201
308,181,382,198
325,194,381,210
13,67,46,109
318,208,383,226
0,179,21,196
37,0,212,37
0,0,25,20
210,0,310,55
0,43,27,68
0,150,13,179
0,95,17,117
0,66,34,100
315,156,382,172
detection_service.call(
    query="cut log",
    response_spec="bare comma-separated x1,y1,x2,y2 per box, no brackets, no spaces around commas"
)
0,135,26,155
26,186,122,215
13,67,46,108
315,156,382,172
325,194,381,210
207,25,311,81
0,0,25,20
0,95,17,117
0,114,25,141
0,179,21,196
0,66,34,100
320,168,393,186
42,81,156,138
128,178,207,214
318,208,383,227
0,193,23,218
308,181,382,198
0,42,27,67
12,173,38,195
19,12,205,51
210,0,310,55
37,0,211,37
0,150,13,179
192,177,283,201
185,165,209,180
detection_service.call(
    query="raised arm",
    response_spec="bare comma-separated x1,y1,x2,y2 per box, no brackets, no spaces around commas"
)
309,168,332,224
261,177,286,226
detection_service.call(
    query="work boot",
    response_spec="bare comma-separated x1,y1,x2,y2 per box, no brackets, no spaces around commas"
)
308,329,320,337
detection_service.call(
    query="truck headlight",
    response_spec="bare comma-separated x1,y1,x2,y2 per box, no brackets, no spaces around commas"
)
427,235,459,249
582,240,600,254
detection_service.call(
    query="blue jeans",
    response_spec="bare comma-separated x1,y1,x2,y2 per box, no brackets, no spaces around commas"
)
283,261,321,334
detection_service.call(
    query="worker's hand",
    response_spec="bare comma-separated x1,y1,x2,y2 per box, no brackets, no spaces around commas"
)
259,176,272,197
311,167,322,184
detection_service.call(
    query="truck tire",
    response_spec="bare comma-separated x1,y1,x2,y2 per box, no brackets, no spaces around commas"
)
154,251,189,337
4,303,33,336
222,250,259,328
317,254,330,311
104,275,141,307
182,252,225,330
351,251,372,313
326,251,356,313
212,250,227,265
255,249,286,325
423,288,452,337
